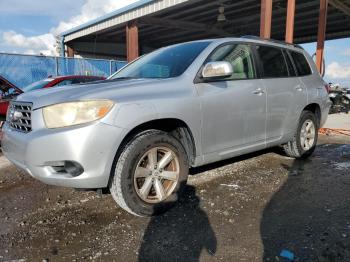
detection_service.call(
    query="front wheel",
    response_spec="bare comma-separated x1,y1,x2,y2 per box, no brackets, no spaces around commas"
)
109,130,189,216
283,111,318,159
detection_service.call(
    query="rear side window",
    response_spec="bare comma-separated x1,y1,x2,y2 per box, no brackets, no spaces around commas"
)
283,50,297,77
256,45,289,78
290,51,312,76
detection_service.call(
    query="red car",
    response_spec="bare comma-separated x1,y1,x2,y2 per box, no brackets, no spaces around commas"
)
0,75,105,121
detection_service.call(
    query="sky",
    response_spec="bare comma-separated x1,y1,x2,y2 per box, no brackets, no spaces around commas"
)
0,0,350,86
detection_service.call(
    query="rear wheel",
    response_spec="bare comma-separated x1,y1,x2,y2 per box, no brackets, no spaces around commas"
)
283,111,318,159
109,130,189,216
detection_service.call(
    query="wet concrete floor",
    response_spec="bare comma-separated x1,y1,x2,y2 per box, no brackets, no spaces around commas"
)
0,134,349,261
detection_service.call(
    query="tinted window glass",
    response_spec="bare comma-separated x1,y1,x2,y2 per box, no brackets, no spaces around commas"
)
290,51,312,76
55,79,74,86
284,50,297,77
83,77,102,83
256,45,288,78
0,88,20,99
111,41,211,79
22,79,51,92
71,78,83,84
208,44,256,80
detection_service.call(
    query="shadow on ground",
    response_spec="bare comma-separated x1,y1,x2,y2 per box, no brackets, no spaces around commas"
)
261,143,350,262
138,185,217,262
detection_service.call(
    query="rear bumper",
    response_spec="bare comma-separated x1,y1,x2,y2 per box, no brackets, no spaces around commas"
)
2,122,126,188
320,100,332,127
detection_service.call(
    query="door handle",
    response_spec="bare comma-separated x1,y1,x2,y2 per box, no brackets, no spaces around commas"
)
295,85,303,91
253,88,265,95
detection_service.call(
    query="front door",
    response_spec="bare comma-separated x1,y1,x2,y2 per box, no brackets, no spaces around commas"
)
196,43,267,157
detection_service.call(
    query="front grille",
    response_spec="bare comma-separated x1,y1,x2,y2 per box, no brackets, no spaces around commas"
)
7,102,33,133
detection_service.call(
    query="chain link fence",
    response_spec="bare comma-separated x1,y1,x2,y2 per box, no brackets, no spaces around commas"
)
0,53,126,88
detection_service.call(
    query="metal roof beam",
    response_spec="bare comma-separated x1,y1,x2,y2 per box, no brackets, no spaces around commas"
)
64,0,190,42
138,17,231,37
191,1,317,33
141,7,340,43
273,15,348,37
164,0,258,20
296,29,350,43
329,0,350,16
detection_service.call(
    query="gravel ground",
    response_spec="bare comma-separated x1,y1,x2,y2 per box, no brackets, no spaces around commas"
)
0,134,349,262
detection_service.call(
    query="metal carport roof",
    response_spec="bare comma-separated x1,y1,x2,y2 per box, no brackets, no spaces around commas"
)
61,0,350,68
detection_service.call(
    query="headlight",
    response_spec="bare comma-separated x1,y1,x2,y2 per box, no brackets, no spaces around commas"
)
43,100,114,129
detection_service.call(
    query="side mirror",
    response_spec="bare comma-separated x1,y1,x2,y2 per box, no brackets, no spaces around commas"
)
202,61,233,79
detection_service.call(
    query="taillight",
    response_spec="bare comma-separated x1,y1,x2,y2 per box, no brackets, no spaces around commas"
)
325,84,330,93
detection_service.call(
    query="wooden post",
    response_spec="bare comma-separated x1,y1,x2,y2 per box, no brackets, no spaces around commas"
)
67,46,74,57
260,0,273,38
126,21,139,62
316,0,328,74
285,0,296,43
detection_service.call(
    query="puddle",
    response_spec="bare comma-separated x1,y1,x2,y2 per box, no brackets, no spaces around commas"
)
333,161,350,170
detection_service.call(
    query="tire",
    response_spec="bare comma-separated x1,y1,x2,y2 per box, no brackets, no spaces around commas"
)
283,111,318,159
109,129,189,217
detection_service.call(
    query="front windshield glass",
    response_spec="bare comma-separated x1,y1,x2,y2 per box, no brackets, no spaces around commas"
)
0,87,20,99
22,79,52,92
110,41,211,80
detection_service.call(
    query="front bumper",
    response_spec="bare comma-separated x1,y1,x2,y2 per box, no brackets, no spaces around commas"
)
2,122,126,188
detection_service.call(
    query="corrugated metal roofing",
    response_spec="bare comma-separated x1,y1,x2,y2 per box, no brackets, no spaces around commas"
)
62,0,189,42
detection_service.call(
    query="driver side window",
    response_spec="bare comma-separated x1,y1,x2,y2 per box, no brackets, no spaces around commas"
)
208,44,256,80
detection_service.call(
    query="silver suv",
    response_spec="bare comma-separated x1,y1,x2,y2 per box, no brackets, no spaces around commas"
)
2,37,331,216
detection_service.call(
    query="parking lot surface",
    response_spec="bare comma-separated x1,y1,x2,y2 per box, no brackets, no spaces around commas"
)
0,134,350,261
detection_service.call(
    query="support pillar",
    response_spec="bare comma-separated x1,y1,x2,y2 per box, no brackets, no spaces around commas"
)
260,0,272,39
285,0,296,43
126,21,139,62
316,0,328,74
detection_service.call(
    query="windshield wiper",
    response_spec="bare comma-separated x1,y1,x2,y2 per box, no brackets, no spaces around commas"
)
110,77,139,80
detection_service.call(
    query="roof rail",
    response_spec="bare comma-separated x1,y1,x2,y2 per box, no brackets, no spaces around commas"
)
240,35,304,50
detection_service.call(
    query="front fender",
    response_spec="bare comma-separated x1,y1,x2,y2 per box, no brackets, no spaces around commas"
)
105,103,158,129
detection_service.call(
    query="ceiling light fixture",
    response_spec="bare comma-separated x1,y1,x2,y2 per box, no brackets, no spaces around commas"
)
217,5,226,22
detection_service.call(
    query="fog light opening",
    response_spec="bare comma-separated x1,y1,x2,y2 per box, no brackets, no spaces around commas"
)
49,161,84,177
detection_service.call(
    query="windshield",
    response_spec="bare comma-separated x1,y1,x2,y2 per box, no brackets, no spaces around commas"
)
22,79,52,92
0,87,20,99
110,41,211,80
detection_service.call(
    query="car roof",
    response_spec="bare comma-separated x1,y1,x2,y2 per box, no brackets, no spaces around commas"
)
175,37,305,53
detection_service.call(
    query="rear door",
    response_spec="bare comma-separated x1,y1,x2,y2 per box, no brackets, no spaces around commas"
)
289,50,319,101
197,43,267,156
286,50,309,130
255,45,306,143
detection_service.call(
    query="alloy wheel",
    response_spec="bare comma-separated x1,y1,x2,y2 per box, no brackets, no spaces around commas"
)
300,119,316,151
133,146,180,203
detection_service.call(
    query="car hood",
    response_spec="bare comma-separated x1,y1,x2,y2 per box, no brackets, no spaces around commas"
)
14,78,182,109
